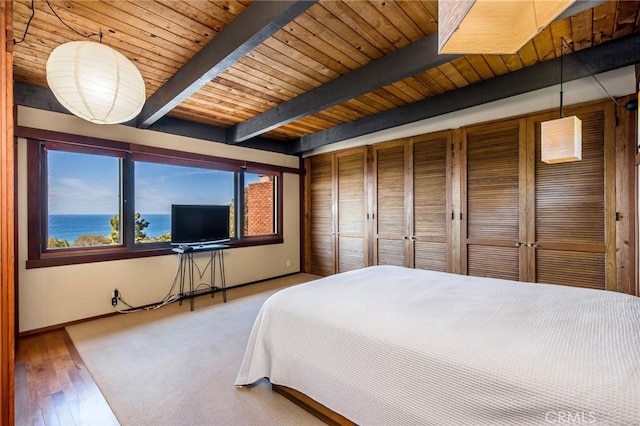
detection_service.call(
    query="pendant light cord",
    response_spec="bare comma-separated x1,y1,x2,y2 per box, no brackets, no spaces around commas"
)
13,0,35,45
560,38,565,118
560,37,620,109
14,0,101,45
44,0,100,38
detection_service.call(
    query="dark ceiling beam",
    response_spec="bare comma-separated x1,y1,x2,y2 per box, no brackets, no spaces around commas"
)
136,0,317,129
227,0,609,144
14,82,79,117
146,118,291,155
290,33,640,154
14,82,144,127
227,35,460,143
228,136,296,153
13,82,291,154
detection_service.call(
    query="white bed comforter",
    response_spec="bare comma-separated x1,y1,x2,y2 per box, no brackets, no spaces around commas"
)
235,265,640,425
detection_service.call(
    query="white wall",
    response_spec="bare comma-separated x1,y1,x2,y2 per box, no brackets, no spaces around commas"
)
17,107,301,332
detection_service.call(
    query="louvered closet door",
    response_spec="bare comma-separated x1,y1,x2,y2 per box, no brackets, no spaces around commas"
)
336,149,368,273
530,104,616,290
463,120,525,280
411,133,451,272
307,154,335,276
373,141,408,266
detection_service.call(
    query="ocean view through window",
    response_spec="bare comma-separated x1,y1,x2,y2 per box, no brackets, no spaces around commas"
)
47,149,121,248
134,161,235,242
25,130,288,268
48,214,171,243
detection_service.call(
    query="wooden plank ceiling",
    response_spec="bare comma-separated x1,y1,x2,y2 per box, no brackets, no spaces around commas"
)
11,0,640,154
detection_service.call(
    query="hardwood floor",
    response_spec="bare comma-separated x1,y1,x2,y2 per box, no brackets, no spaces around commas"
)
15,329,119,426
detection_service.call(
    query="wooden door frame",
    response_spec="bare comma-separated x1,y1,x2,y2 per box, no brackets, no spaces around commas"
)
366,146,374,267
1,1,16,424
303,156,311,272
451,129,462,274
636,149,640,297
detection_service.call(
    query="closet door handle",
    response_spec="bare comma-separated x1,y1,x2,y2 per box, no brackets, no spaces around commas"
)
516,242,538,248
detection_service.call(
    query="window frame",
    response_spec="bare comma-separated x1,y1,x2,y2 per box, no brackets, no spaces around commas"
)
41,141,127,251
130,151,240,248
21,126,294,268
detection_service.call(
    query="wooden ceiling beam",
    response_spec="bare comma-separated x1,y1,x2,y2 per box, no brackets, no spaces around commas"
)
290,33,640,154
136,0,317,129
228,34,459,143
227,0,609,144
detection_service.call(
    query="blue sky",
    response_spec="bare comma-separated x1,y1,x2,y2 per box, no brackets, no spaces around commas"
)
48,150,256,215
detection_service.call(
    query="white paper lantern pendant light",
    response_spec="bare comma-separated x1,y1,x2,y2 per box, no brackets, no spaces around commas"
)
46,35,146,125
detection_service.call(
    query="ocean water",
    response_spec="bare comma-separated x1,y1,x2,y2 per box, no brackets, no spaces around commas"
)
48,214,171,242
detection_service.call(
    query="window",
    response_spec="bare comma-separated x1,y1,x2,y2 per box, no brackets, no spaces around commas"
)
25,130,292,268
47,149,122,248
244,172,276,236
134,161,236,243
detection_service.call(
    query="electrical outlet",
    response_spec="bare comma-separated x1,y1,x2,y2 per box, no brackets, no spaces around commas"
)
286,259,291,267
111,297,118,306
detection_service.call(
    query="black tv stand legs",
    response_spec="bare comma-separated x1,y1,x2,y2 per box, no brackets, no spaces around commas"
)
173,244,227,311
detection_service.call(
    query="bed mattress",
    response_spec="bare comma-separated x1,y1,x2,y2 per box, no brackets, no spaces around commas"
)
235,265,640,425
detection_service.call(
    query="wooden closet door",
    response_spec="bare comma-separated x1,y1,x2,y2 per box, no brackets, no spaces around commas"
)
336,149,368,273
373,141,408,266
411,133,451,272
307,154,335,276
530,104,616,290
463,120,525,280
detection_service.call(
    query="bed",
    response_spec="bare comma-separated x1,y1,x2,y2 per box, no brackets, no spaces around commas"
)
235,265,640,425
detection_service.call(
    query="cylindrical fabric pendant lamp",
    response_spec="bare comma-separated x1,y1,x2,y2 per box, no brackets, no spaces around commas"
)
46,41,146,124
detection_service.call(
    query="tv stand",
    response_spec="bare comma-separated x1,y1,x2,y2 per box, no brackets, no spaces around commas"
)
172,244,228,311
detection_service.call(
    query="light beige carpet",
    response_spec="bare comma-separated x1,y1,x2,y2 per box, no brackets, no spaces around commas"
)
66,273,326,426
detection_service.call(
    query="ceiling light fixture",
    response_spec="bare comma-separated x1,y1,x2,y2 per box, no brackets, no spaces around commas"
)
541,37,581,164
46,40,146,125
438,0,576,54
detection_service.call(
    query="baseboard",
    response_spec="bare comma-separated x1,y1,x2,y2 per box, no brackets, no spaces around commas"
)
19,271,302,337
19,312,120,337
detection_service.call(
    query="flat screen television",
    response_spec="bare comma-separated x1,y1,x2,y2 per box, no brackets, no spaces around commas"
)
170,204,230,245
